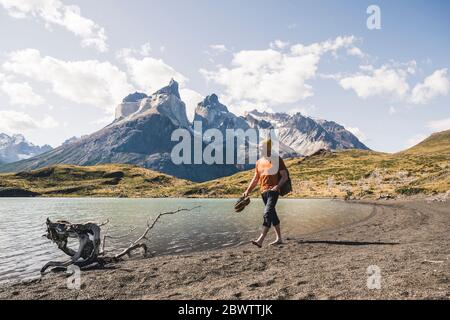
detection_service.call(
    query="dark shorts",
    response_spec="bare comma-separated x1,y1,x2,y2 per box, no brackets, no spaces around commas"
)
261,190,280,228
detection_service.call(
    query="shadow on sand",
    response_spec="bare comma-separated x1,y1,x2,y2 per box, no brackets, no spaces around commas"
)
293,239,400,246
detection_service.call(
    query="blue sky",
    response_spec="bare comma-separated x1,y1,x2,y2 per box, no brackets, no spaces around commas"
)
0,0,449,152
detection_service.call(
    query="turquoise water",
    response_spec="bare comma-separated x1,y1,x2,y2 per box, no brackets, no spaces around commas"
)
0,198,373,284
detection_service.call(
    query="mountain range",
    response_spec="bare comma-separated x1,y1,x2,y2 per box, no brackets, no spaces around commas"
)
0,80,368,181
0,133,52,164
1,130,448,199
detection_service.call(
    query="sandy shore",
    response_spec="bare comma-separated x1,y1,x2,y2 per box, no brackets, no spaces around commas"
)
1,199,449,300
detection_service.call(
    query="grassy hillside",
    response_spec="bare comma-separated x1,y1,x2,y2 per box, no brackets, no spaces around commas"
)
166,130,450,199
0,164,191,197
1,130,449,199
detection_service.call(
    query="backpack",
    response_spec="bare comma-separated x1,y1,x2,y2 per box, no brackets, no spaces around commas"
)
278,159,292,197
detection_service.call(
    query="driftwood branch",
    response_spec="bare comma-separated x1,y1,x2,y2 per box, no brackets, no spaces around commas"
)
41,219,102,273
100,226,137,255
42,206,201,272
113,206,200,260
100,225,110,255
97,219,110,227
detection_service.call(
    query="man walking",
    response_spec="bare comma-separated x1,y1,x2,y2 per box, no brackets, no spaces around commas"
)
243,139,289,247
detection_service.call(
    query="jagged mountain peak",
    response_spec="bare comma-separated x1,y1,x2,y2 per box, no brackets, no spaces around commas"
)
114,79,189,128
198,94,228,112
122,92,148,103
0,133,52,164
154,78,180,99
207,93,219,104
1,83,369,181
201,93,221,106
244,109,369,155
194,94,248,132
247,109,291,121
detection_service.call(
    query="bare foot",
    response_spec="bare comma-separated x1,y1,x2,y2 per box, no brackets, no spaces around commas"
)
251,240,262,248
269,239,283,246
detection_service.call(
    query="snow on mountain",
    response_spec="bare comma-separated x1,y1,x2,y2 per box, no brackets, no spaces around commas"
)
0,133,52,163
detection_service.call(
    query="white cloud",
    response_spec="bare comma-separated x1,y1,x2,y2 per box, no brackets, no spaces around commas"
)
180,88,204,122
0,80,45,106
411,69,450,104
0,0,108,52
3,48,132,111
339,65,411,100
426,117,450,132
270,40,290,50
289,36,358,56
118,49,187,93
41,114,59,128
0,110,58,133
140,43,152,56
337,63,449,105
347,47,365,58
208,44,228,54
116,45,202,119
201,36,360,112
345,126,367,142
116,43,153,59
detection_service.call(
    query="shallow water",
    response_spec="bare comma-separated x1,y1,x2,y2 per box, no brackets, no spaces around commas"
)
0,198,373,284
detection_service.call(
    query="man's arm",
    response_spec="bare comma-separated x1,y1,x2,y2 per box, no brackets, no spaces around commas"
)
243,170,259,197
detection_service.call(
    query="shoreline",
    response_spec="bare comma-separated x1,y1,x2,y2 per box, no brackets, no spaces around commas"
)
1,199,449,300
0,194,434,200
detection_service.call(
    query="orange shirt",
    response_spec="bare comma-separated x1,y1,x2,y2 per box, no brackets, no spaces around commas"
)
256,157,287,193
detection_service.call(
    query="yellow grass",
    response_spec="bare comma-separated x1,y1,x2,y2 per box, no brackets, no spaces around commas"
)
1,130,449,199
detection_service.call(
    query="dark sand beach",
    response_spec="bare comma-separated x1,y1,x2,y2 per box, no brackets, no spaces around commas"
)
1,199,449,300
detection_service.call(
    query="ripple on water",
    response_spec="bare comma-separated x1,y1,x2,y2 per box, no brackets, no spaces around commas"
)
0,198,373,283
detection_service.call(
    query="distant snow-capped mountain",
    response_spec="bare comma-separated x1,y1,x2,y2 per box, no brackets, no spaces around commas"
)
244,110,369,156
0,80,368,181
193,96,369,156
0,80,241,181
0,133,52,164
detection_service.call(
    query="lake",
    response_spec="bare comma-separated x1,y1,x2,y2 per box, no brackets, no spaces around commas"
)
0,198,373,284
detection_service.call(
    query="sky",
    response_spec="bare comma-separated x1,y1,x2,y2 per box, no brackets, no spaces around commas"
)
0,0,449,152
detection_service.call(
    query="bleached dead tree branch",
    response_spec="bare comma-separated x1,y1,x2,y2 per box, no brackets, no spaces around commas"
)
42,206,201,272
113,206,201,260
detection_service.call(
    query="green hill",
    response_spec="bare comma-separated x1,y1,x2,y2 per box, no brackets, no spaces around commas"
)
0,164,190,197
169,130,450,199
1,130,449,199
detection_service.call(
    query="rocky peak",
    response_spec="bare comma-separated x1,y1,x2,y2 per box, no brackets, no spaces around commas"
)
154,78,180,99
11,134,26,145
113,79,189,128
316,119,345,131
245,113,273,129
122,92,148,103
0,133,10,146
199,94,227,112
244,110,369,156
194,94,249,132
207,93,219,104
0,133,52,164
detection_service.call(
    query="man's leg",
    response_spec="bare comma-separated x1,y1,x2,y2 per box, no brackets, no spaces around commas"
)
253,226,269,248
270,224,283,245
252,191,271,248
268,192,282,245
